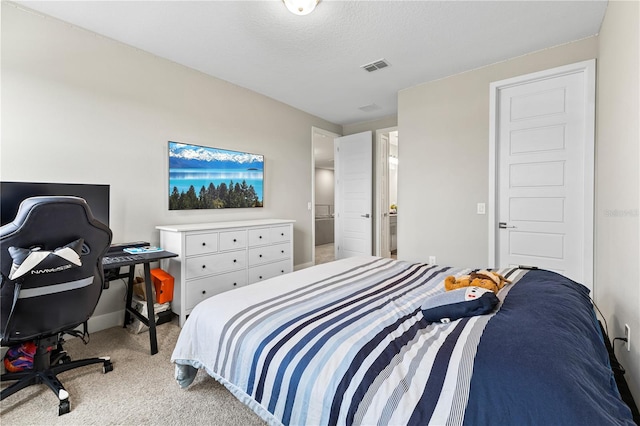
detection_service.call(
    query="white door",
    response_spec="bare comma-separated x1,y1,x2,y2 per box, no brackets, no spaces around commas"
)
491,60,595,288
335,131,373,259
377,132,391,258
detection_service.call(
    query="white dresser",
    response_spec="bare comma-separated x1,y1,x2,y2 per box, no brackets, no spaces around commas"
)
156,219,295,326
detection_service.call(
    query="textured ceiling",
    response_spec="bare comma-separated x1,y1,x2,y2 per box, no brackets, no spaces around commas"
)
13,0,607,126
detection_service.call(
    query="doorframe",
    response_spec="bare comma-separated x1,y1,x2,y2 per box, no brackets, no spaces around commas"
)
375,126,398,257
311,126,341,266
488,59,596,287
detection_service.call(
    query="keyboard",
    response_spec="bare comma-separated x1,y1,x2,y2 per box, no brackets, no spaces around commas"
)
102,254,146,265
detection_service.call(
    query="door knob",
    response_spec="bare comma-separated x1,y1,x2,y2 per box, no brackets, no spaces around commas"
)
499,222,517,229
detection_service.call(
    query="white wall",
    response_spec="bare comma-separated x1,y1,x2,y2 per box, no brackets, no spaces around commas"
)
1,4,340,327
314,168,334,207
595,0,640,401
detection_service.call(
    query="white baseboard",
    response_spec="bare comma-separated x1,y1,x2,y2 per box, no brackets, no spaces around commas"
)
87,310,124,333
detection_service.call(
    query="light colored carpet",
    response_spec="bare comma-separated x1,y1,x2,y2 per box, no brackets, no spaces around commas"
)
315,243,335,265
0,319,266,426
315,244,398,262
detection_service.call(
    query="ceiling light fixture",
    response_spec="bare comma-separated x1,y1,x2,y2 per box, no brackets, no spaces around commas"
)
283,0,319,16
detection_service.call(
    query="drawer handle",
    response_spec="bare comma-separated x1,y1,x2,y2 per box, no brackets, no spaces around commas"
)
281,250,284,254
281,270,284,273
233,238,237,242
202,265,206,269
259,254,263,258
281,233,284,236
202,242,206,246
233,282,237,286
202,290,206,295
259,275,263,279
233,259,237,263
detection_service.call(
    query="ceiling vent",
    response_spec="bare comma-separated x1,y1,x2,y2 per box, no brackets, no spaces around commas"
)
361,59,390,72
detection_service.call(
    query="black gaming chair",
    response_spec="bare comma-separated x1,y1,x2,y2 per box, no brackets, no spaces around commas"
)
0,196,113,415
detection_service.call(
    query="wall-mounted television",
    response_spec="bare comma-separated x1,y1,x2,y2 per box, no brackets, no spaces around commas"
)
168,141,264,210
0,181,110,227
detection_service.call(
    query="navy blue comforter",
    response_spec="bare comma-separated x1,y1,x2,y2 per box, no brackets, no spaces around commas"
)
466,269,633,425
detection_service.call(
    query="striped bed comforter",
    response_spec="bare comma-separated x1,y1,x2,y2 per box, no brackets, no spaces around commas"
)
172,256,633,425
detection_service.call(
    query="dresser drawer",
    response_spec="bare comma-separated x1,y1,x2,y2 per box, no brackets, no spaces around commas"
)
270,225,291,243
248,242,291,266
248,260,292,283
185,250,247,279
248,228,270,246
185,232,218,256
219,230,247,251
185,270,247,311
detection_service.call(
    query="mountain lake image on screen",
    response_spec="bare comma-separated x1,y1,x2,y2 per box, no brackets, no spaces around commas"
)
168,141,264,210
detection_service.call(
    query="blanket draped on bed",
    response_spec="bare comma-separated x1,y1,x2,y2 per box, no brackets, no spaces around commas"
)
172,256,634,426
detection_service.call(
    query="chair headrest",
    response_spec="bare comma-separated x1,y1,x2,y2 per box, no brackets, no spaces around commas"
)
0,196,112,276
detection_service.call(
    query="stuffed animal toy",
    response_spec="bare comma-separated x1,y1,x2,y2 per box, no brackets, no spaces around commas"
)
444,270,511,294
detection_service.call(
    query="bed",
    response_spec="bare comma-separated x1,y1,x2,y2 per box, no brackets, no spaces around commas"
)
172,256,634,425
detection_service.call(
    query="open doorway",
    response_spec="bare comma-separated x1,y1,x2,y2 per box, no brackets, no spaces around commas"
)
312,126,398,264
375,127,399,259
312,127,340,265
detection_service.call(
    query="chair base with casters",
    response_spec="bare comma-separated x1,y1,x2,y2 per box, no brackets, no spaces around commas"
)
1,333,114,415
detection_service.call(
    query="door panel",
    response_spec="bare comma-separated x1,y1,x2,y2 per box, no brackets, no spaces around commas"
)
335,131,372,259
509,161,565,187
510,125,565,154
509,197,564,222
